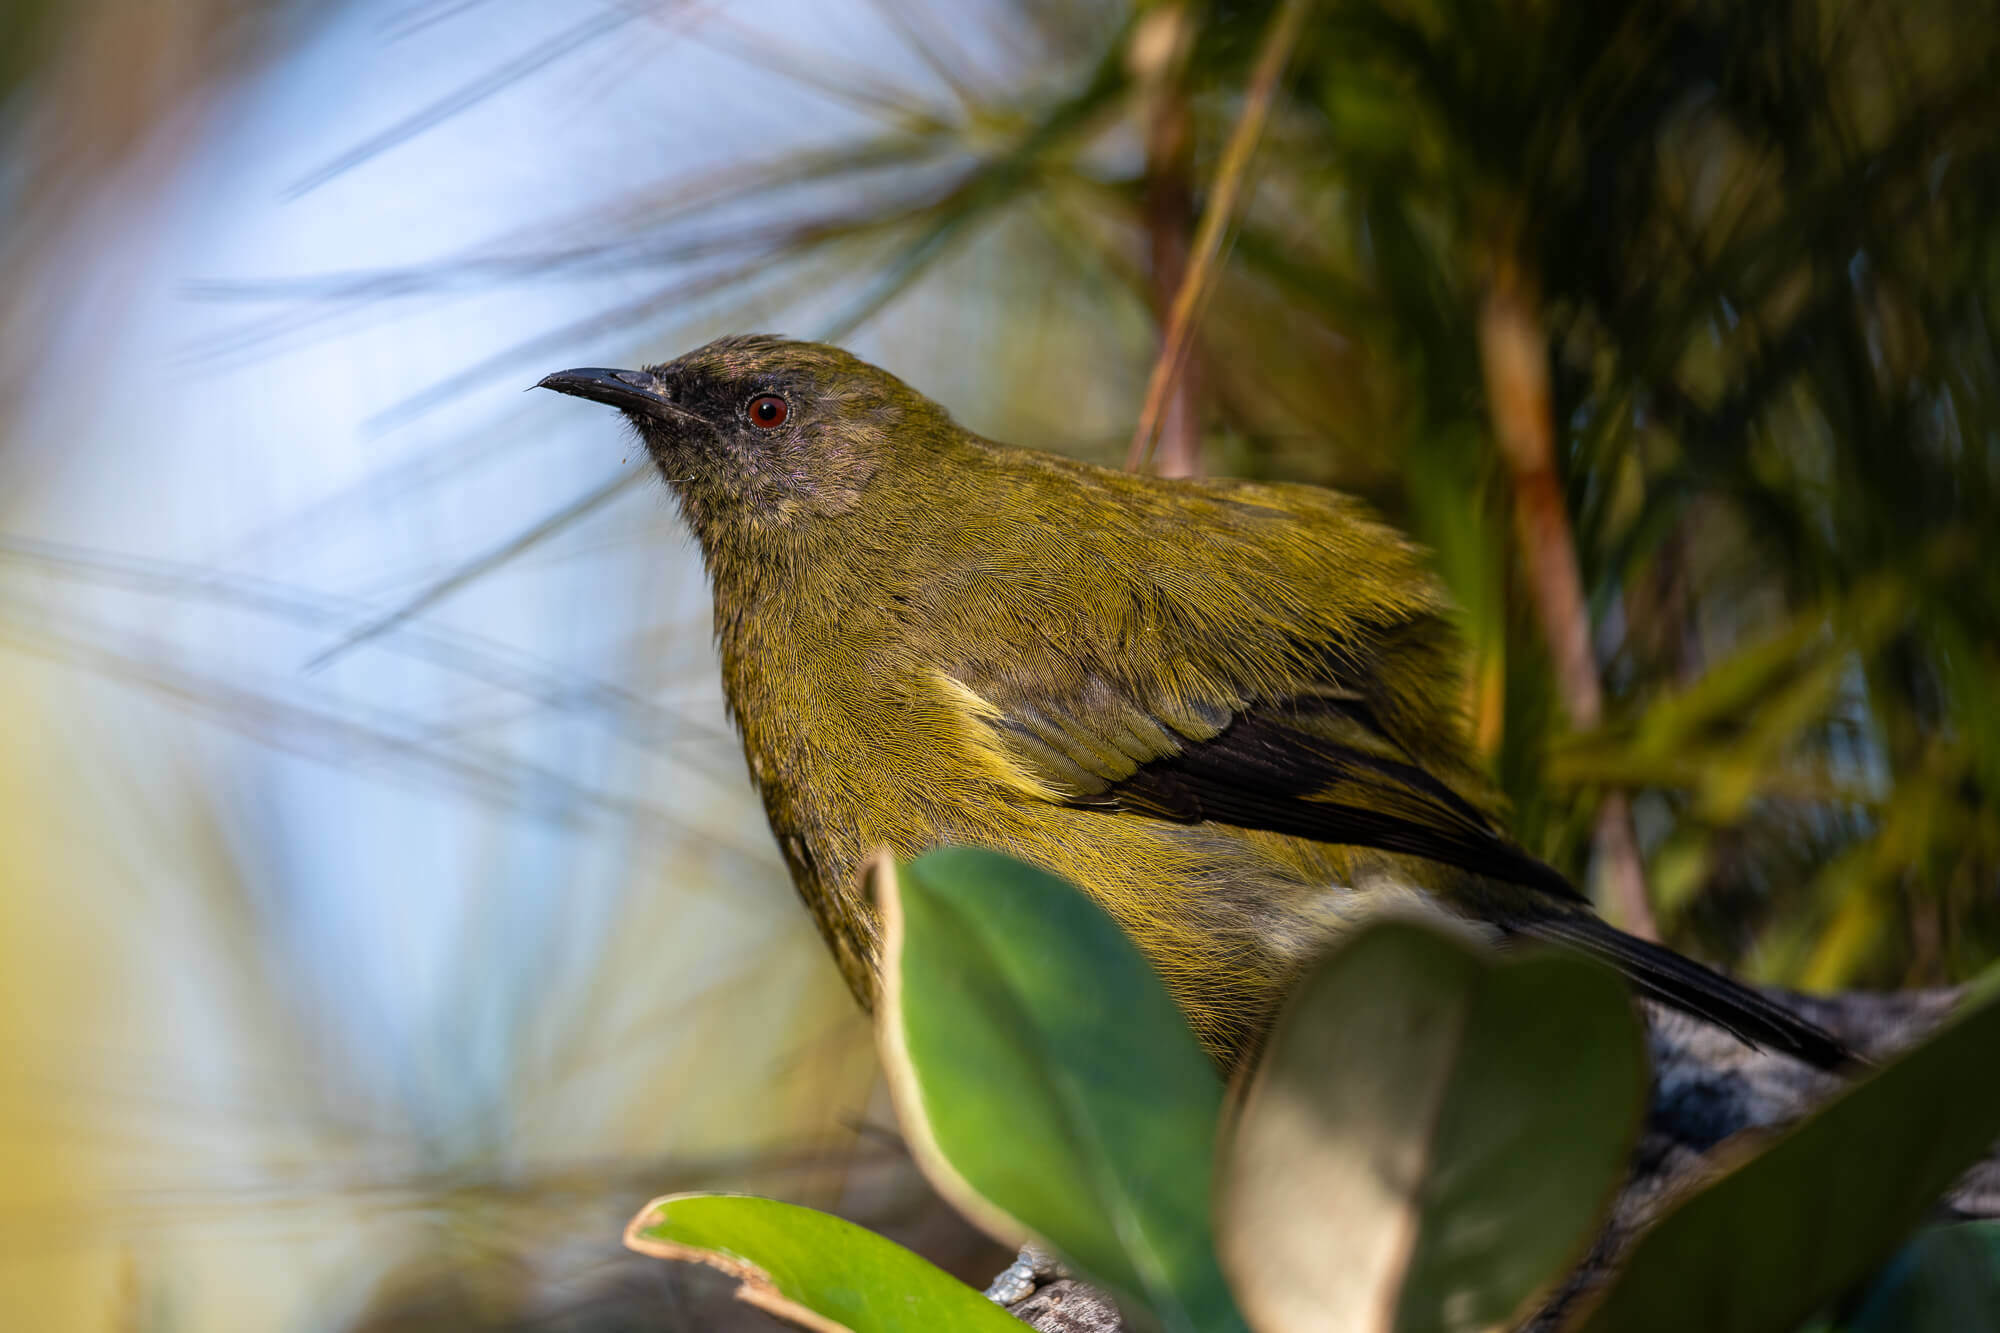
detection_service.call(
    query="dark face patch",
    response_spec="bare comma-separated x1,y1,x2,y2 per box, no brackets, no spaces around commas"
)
624,335,942,537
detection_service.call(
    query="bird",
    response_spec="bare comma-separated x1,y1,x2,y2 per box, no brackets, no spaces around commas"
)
537,335,1853,1071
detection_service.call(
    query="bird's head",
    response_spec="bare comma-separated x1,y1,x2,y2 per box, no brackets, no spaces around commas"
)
537,335,952,549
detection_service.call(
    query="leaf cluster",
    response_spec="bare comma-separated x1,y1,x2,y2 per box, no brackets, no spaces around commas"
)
631,848,2000,1333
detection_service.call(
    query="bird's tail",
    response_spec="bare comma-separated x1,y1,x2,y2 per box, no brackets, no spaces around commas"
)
1518,913,1858,1071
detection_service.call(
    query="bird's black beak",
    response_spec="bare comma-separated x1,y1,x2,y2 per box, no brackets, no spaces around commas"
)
536,367,679,419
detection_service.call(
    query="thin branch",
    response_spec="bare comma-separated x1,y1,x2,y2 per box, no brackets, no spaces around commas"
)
1137,4,1204,478
1478,259,1661,939
1126,0,1314,472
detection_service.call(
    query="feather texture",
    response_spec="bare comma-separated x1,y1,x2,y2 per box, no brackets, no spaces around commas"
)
545,336,1855,1070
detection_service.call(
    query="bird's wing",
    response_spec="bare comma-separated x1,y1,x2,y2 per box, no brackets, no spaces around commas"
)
946,666,1861,1069
947,664,1585,903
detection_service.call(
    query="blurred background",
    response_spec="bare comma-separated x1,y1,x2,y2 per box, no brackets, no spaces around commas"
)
1,0,1995,1328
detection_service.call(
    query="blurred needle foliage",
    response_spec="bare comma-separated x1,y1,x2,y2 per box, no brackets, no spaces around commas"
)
452,0,1996,990
235,0,1998,987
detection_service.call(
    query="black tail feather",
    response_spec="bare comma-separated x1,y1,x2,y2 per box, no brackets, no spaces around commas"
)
1518,914,1858,1071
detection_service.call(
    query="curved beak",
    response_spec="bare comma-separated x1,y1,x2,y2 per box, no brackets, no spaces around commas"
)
536,367,682,419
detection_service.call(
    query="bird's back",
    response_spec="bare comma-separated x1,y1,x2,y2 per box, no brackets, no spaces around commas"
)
542,334,1852,1070
718,435,1514,1054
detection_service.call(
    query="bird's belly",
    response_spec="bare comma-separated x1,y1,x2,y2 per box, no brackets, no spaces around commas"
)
908,796,1419,1058
732,681,1446,1061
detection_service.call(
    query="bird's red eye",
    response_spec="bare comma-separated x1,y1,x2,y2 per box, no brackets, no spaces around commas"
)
748,394,789,428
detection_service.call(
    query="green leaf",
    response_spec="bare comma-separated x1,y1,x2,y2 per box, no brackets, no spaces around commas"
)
1215,916,1647,1333
1566,976,2000,1333
623,1192,1022,1333
872,847,1247,1333
1804,1223,2000,1333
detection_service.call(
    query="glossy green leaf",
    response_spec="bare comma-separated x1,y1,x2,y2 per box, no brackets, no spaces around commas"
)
1567,976,2000,1333
623,1192,1022,1333
1214,916,1646,1333
1820,1223,2000,1333
1794,1223,2000,1333
873,847,1247,1333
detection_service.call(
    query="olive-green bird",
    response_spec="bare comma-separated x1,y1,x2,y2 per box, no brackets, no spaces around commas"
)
538,335,1850,1070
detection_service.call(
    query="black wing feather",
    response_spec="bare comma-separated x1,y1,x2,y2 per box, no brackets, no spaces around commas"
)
1090,702,1586,902
1519,914,1858,1071
1077,700,1858,1071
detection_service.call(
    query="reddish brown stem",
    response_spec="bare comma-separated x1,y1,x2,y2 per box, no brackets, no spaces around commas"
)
1126,0,1312,472
1479,262,1661,939
1145,53,1203,479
